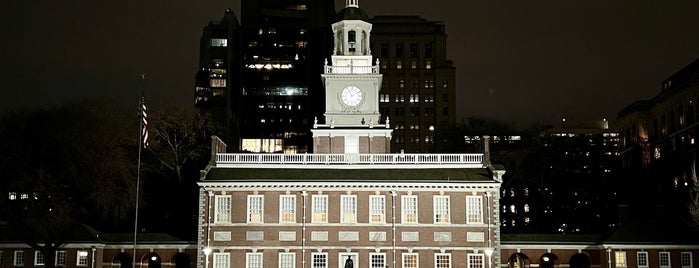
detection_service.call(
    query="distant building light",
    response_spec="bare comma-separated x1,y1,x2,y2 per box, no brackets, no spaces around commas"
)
8,192,16,200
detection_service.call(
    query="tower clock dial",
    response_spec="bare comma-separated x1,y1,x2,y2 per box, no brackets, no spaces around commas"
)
340,86,363,107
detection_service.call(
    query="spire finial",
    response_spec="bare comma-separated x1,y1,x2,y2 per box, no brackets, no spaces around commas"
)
346,0,358,8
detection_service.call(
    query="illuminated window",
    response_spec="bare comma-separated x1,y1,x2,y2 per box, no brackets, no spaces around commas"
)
409,94,419,103
396,60,403,69
279,253,295,268
615,251,627,267
370,253,386,268
247,195,264,223
210,69,226,78
659,252,670,267
279,195,296,223
434,195,450,223
395,94,405,103
210,38,227,47
425,136,434,143
637,252,648,267
369,195,385,223
402,195,418,223
245,253,262,268
402,253,418,268
341,195,357,223
8,192,16,200
215,195,231,223
442,81,448,88
411,61,417,69
468,254,484,268
425,60,432,69
312,195,328,223
466,196,483,224
77,251,88,266
210,79,226,88
399,80,405,88
380,94,390,103
424,95,434,102
213,253,229,268
435,253,451,268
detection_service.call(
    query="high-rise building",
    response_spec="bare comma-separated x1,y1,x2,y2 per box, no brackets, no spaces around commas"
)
370,16,456,153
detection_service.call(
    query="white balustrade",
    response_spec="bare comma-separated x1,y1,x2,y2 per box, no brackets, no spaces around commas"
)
324,65,379,74
216,153,483,165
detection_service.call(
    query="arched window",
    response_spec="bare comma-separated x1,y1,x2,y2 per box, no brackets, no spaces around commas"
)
508,253,530,268
569,253,590,268
348,30,356,52
172,253,191,268
142,253,162,268
539,253,558,268
112,253,132,268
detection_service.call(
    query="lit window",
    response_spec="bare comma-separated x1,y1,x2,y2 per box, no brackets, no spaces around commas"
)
466,196,483,224
279,253,295,268
396,60,403,69
245,253,262,268
311,253,327,268
402,253,418,268
660,252,671,267
34,251,44,266
425,60,432,69
215,195,231,223
56,251,66,267
637,252,648,267
77,251,88,266
210,38,227,47
369,195,385,223
15,251,24,266
279,195,296,223
410,94,419,103
395,94,405,103
681,252,692,267
213,253,229,268
312,195,328,223
467,254,484,268
435,253,451,268
9,192,16,200
380,94,390,103
615,251,627,267
370,253,386,268
341,195,357,223
210,79,226,88
247,195,264,223
434,195,450,224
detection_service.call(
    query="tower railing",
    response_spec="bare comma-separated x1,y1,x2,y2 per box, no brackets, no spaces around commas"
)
216,153,483,165
324,65,379,74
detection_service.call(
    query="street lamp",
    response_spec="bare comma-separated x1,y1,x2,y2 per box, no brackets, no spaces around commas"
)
485,248,494,268
203,247,212,268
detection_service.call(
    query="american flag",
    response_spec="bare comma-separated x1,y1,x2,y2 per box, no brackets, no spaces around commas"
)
140,95,149,148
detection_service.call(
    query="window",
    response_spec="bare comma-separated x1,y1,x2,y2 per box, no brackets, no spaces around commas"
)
14,251,24,267
55,251,66,267
637,252,648,267
396,60,403,69
395,94,405,103
279,253,295,268
425,135,434,143
409,107,420,116
210,79,226,88
395,108,405,116
77,251,88,266
614,251,627,267
434,195,450,223
348,30,357,52
380,94,390,103
424,95,434,102
210,38,227,47
215,195,231,223
435,253,451,268
279,195,296,223
34,251,44,266
311,253,327,268
681,252,692,267
380,44,388,58
425,60,432,69
341,195,357,223
466,196,483,224
402,253,418,268
409,94,419,103
369,195,385,223
370,253,386,268
399,80,405,88
312,195,328,223
425,43,433,58
246,253,262,268
468,254,484,268
213,253,229,268
395,44,403,58
442,81,448,88
248,195,264,223
409,44,418,58
660,252,671,267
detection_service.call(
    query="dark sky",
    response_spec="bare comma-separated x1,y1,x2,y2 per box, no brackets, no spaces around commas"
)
2,0,698,126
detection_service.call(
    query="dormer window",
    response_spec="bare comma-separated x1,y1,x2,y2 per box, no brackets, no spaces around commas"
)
348,30,356,52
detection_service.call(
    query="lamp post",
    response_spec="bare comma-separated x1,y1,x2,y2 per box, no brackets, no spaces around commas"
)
91,247,96,268
485,248,494,268
203,247,212,268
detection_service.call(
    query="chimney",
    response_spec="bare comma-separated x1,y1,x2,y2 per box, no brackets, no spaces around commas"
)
483,135,491,166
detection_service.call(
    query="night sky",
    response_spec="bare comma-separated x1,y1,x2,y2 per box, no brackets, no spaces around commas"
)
2,0,698,126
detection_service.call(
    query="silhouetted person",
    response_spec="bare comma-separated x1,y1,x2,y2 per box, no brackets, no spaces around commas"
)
344,256,353,268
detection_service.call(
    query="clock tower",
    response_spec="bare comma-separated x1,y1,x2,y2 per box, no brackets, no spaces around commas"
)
312,0,392,154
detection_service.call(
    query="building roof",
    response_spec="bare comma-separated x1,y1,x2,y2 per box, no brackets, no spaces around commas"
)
603,219,699,245
203,167,496,182
336,7,369,21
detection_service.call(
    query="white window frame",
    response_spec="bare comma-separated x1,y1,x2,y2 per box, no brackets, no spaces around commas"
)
311,253,327,268
245,253,263,268
637,251,649,268
312,195,328,223
402,195,418,224
55,251,67,267
369,253,386,268
433,195,451,224
247,195,264,223
340,195,357,223
681,251,692,268
14,250,24,267
34,251,44,266
614,251,627,267
214,195,232,223
466,195,484,224
213,253,230,268
279,252,295,268
435,253,451,268
279,195,296,223
402,253,418,268
660,252,671,268
369,195,385,223
467,253,484,268
76,251,88,267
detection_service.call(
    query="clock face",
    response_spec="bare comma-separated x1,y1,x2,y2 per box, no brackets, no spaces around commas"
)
340,86,363,107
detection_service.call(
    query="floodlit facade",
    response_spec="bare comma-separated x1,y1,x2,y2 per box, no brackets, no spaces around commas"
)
196,2,504,268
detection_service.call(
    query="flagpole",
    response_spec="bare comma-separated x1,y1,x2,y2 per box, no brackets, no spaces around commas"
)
133,74,147,268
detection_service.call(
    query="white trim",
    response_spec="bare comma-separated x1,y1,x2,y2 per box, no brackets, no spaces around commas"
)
466,195,484,224
637,251,649,268
214,195,232,223
681,251,693,268
433,195,451,224
340,194,357,223
401,195,418,224
311,195,329,223
279,252,295,268
402,252,419,268
435,252,452,268
369,252,386,268
245,252,263,268
279,195,296,224
199,181,500,191
213,252,230,268
247,195,264,224
659,251,671,268
369,194,385,223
